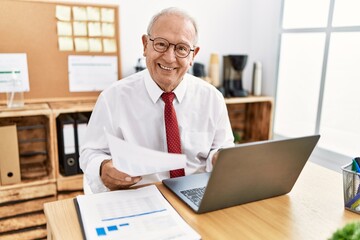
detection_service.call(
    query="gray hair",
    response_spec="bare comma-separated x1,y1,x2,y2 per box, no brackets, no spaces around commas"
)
146,7,199,46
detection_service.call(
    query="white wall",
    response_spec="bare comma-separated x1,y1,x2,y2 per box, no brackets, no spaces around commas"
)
249,0,282,96
60,0,282,97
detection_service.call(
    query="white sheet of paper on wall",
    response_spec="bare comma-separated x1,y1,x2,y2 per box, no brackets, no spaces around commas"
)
68,55,118,92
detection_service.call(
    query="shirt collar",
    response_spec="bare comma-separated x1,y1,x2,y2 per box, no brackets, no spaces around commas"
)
144,70,188,104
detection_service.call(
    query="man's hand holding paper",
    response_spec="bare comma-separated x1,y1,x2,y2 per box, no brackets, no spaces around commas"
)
104,131,186,181
100,159,142,190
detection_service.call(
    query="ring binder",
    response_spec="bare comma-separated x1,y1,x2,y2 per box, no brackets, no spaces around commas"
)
74,112,89,174
57,113,90,176
57,114,78,176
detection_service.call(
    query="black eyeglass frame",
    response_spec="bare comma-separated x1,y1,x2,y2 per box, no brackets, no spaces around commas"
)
148,36,195,58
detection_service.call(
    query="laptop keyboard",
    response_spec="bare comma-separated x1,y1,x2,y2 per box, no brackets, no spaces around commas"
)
180,187,206,207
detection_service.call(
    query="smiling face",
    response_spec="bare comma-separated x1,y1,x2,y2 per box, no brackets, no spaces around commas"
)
142,14,200,92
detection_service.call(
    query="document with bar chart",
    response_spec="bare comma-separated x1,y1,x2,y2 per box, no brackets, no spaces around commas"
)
74,185,200,240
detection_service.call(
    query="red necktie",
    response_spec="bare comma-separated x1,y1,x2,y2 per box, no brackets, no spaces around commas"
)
162,92,185,178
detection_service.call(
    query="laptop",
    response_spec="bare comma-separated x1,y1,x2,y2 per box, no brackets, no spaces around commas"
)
162,135,320,214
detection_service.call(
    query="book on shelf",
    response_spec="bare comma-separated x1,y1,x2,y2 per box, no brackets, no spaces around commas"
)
74,184,200,240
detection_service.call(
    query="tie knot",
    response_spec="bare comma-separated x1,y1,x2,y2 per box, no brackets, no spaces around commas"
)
161,92,175,104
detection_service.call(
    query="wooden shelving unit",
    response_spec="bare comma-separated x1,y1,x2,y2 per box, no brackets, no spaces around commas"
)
225,96,273,143
0,103,57,239
48,100,96,194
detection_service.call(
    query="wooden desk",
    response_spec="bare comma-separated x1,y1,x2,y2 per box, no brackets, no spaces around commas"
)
44,162,359,240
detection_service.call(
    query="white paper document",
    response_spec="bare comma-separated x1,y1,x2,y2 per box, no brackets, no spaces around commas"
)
105,132,186,176
68,55,117,92
75,185,200,240
0,53,30,93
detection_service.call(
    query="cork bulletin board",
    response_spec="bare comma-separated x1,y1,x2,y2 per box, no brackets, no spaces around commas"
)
0,0,121,102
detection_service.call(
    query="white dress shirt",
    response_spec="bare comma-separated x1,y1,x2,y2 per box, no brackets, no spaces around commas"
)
80,69,234,193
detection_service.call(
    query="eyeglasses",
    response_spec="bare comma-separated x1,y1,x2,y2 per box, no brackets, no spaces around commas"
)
148,36,195,58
